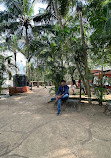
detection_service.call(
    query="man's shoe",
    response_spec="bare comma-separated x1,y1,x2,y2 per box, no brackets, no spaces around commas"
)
57,111,61,116
47,100,53,103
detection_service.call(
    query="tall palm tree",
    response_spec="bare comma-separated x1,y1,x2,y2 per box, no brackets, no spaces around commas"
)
0,0,53,81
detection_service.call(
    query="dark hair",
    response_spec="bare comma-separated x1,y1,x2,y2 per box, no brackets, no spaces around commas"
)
61,80,66,83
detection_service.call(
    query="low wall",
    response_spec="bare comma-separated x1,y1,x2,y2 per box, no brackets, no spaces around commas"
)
31,81,72,86
9,86,29,95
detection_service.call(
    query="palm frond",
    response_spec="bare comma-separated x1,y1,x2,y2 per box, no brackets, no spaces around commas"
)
32,24,54,33
4,0,23,16
33,12,52,22
0,11,14,23
0,21,20,33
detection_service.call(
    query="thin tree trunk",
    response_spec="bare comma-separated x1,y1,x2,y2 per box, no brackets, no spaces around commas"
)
26,27,31,81
36,58,39,87
32,71,33,86
28,60,30,81
37,74,39,87
52,0,63,29
28,60,31,82
79,11,91,103
14,52,17,74
80,79,82,102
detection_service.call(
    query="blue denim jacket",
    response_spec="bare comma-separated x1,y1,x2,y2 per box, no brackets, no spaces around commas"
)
56,85,69,95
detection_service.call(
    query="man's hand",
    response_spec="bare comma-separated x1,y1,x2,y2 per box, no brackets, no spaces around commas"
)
56,94,64,100
58,96,61,99
56,95,61,100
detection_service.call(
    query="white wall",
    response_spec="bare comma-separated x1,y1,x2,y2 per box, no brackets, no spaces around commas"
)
1,51,27,88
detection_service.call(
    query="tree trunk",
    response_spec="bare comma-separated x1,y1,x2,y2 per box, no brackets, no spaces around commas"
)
80,78,82,102
28,60,30,81
14,52,17,74
36,58,39,87
26,26,30,81
79,11,91,104
31,71,33,86
37,74,39,87
52,0,63,29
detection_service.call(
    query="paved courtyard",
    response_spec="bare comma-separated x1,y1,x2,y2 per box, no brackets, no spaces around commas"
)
0,87,111,158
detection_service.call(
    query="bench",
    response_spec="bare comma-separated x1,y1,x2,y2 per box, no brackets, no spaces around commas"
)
54,99,81,111
104,101,111,115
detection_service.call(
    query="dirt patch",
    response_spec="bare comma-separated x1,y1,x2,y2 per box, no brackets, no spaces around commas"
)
0,86,111,158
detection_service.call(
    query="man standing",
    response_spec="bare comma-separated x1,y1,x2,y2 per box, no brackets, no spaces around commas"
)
51,80,69,115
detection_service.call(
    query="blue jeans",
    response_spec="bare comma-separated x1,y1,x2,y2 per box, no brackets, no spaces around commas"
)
51,94,69,114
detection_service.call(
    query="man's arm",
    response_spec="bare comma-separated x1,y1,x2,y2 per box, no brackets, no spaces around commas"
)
56,87,62,99
56,86,60,96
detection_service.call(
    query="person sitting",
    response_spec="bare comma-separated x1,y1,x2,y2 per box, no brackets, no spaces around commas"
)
51,80,69,115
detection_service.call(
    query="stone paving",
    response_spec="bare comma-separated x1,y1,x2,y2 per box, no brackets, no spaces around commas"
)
0,87,111,158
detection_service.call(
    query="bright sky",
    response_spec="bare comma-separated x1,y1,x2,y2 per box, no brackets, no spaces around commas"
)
34,2,47,15
0,2,47,15
0,3,5,11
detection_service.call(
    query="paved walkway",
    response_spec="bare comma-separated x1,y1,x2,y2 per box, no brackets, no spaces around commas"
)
0,87,111,158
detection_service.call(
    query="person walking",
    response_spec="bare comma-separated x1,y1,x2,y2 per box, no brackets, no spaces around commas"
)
81,80,86,95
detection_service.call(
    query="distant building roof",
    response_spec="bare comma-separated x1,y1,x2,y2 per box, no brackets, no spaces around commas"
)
92,69,111,77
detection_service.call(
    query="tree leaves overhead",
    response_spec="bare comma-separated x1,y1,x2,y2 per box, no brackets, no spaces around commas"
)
58,0,70,16
41,0,76,17
85,0,111,65
4,0,23,16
